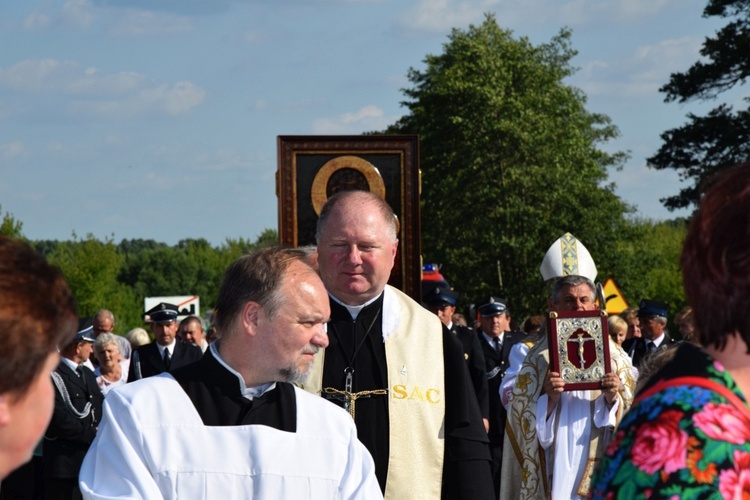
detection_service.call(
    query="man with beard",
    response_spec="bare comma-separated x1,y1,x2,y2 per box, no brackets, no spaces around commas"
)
80,247,380,498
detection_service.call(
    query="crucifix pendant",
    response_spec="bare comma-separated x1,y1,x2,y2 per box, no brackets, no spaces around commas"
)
343,368,354,414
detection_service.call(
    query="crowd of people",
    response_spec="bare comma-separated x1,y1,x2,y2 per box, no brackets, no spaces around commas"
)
1,162,750,499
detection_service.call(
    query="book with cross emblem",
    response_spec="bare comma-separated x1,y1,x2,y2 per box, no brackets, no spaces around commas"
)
547,309,612,391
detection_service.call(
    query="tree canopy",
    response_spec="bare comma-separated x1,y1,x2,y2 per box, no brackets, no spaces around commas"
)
0,204,24,239
649,0,750,209
385,14,631,318
39,232,278,335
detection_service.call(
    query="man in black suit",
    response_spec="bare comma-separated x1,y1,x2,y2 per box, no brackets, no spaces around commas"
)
128,303,202,381
424,286,489,431
43,326,104,500
622,299,678,369
476,296,524,497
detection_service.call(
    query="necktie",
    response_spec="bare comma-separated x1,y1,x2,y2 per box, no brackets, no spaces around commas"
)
163,348,172,370
76,365,85,377
494,337,503,355
647,341,656,352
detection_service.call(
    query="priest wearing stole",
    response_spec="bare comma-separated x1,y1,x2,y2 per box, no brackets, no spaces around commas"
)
79,247,381,499
304,190,494,499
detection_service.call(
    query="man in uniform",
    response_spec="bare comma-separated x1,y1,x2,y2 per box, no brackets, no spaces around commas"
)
423,286,489,431
622,299,677,369
500,234,636,500
43,326,103,500
79,247,381,498
475,296,524,496
128,303,202,381
304,190,493,499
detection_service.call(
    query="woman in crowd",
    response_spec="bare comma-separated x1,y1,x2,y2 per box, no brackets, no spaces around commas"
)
607,315,628,346
93,333,129,395
0,236,77,480
125,327,150,351
590,162,750,498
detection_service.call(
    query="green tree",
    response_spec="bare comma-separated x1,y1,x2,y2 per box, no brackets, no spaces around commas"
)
0,204,24,239
648,0,750,210
49,233,141,332
608,219,688,328
386,14,630,318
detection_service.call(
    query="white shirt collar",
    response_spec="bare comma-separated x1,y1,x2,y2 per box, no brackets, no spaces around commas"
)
156,340,176,357
482,331,504,345
650,332,666,348
329,293,380,320
61,356,80,374
328,287,400,341
210,342,276,401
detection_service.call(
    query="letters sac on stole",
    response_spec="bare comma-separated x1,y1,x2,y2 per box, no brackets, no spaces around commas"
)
392,384,441,403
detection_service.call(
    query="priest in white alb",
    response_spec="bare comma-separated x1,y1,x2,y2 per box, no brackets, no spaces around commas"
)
79,247,382,499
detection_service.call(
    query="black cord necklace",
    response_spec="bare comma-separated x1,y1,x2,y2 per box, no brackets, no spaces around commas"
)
328,305,382,395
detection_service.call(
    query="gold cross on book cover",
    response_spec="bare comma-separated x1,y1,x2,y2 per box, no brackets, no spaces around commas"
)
547,309,612,391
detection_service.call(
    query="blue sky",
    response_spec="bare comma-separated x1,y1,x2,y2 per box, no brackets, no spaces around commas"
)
0,0,738,246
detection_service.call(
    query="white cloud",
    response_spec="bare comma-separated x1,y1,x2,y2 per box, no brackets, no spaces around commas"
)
400,0,680,34
311,105,399,134
577,36,703,98
23,9,53,30
109,10,192,36
62,0,95,28
0,59,78,92
66,70,147,96
73,81,206,117
401,0,493,33
142,81,207,115
547,0,673,25
0,59,206,118
22,0,95,30
1,141,29,161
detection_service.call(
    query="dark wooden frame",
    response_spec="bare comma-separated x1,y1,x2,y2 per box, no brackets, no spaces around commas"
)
277,135,421,300
547,309,612,391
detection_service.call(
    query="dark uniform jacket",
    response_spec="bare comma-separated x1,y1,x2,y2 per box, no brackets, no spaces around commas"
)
622,334,679,369
478,329,524,446
43,361,104,479
449,323,489,419
128,341,203,381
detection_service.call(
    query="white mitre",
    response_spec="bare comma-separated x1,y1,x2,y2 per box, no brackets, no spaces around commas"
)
539,232,597,282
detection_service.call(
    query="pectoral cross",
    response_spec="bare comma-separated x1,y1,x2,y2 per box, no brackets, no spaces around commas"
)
322,367,388,419
568,333,595,370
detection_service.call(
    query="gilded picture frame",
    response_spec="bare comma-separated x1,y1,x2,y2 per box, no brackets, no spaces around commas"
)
547,309,612,391
276,135,421,300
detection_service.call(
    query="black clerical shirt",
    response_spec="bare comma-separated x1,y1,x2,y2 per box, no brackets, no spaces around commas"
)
171,348,296,432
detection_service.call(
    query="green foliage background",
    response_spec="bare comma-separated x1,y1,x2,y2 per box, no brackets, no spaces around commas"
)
0,224,278,336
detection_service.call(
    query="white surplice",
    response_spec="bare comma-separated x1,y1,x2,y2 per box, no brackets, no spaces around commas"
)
79,374,381,499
